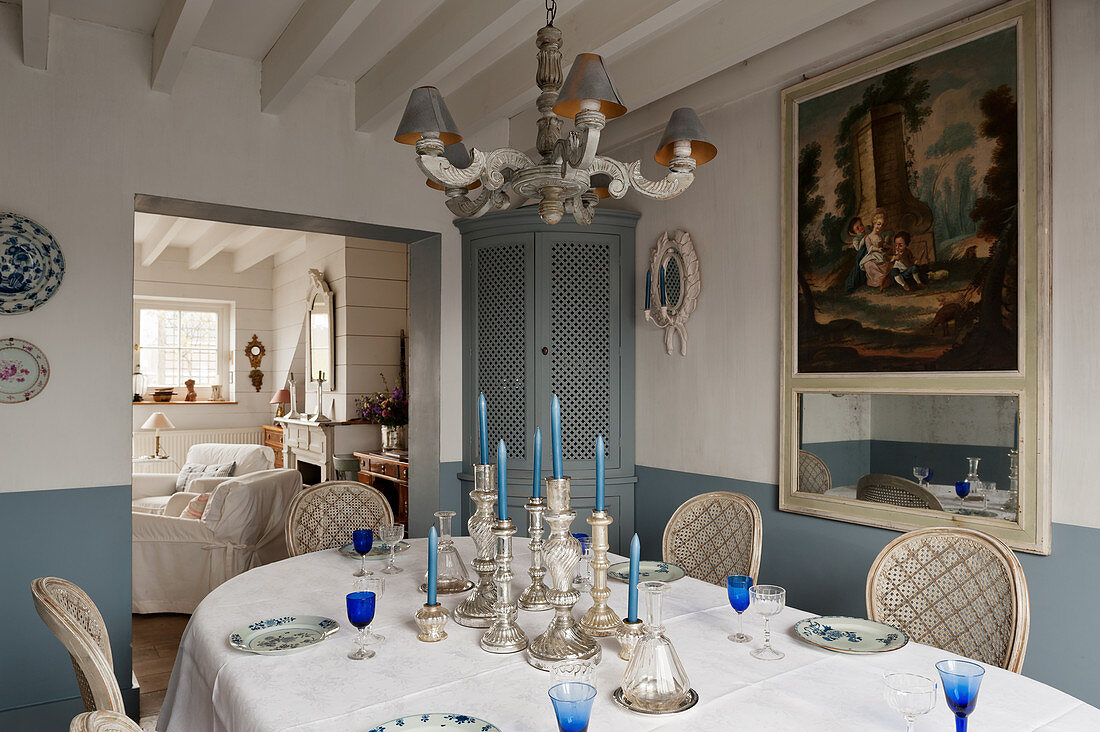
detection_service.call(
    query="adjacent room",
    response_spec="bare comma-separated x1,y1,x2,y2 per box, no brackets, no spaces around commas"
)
1,1,1097,731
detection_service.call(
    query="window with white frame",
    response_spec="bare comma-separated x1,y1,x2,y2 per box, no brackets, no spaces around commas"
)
134,298,232,397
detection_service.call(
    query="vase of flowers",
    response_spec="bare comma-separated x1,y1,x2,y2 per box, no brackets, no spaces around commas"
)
357,375,409,451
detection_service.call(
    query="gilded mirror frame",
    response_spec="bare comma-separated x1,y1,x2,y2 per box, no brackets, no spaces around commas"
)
778,0,1051,554
306,268,335,391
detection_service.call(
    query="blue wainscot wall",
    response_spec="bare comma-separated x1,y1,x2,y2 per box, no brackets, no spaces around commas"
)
634,465,1100,708
0,485,137,729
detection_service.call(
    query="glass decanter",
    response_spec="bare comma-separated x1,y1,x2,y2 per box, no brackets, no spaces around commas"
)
423,510,472,594
965,457,982,490
620,581,692,712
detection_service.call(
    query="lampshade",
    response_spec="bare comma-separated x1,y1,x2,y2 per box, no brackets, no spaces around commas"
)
552,53,626,120
590,173,612,200
426,142,482,191
270,389,291,405
654,108,717,166
395,86,462,146
141,412,175,430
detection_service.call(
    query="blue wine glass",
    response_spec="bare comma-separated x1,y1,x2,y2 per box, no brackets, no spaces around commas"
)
936,659,985,731
352,529,374,578
346,591,376,660
726,575,753,643
955,481,971,499
548,682,597,732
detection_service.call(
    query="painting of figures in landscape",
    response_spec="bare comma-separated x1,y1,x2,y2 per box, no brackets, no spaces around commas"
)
793,25,1020,373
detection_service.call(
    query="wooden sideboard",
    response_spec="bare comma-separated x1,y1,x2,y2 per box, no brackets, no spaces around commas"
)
262,425,284,468
354,451,409,526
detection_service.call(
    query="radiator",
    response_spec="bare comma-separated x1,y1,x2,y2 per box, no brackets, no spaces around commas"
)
132,426,264,470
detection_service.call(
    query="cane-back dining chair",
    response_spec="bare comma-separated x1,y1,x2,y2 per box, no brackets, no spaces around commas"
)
70,711,142,732
797,450,832,494
857,473,944,511
31,577,125,713
866,526,1030,672
662,491,762,585
285,480,395,556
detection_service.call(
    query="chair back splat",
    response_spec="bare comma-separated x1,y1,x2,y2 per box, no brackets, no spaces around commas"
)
285,480,395,556
662,491,762,585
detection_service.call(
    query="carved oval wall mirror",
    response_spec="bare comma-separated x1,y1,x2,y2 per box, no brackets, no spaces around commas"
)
644,229,700,356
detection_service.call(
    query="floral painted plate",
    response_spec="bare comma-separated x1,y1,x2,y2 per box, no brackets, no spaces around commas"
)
793,616,908,654
0,337,49,403
337,540,411,559
0,212,65,314
228,615,339,655
607,560,686,583
367,713,500,731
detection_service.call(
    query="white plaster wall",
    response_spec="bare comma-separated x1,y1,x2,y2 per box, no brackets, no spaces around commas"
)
0,9,462,494
801,393,870,443
619,0,1100,529
870,394,1017,447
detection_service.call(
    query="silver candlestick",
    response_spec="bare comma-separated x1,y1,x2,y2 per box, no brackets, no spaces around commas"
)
480,516,528,653
518,496,551,611
454,464,498,628
527,476,601,670
580,509,622,637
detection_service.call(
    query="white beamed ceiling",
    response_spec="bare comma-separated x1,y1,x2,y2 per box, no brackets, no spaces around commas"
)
133,213,307,273
7,0,882,146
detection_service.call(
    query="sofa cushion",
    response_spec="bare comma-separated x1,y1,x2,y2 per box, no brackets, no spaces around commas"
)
182,492,213,520
176,461,235,492
187,444,274,475
132,495,172,515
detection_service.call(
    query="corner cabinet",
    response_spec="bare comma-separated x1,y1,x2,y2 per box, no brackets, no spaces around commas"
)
459,208,638,554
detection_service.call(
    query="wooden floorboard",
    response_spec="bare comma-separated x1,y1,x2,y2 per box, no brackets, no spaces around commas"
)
133,613,189,727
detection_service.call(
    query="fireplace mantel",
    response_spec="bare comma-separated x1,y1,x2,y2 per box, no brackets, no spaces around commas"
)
275,417,377,483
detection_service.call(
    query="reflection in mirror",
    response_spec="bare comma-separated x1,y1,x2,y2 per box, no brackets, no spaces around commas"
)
663,251,683,310
797,393,1019,522
309,301,330,382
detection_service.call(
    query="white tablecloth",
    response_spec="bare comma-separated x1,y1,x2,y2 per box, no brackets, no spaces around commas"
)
158,537,1098,731
828,482,1017,521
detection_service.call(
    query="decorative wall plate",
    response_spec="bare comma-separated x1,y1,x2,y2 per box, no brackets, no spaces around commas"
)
367,713,500,732
0,213,64,314
0,337,49,403
607,560,686,583
793,616,908,654
228,615,339,655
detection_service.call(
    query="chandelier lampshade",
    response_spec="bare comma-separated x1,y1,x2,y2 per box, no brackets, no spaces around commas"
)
654,108,717,166
395,86,462,146
552,53,627,120
590,173,612,200
426,143,482,191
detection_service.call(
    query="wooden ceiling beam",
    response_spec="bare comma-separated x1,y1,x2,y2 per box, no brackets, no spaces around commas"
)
233,231,306,273
21,0,49,70
140,217,187,268
187,223,258,270
152,0,216,92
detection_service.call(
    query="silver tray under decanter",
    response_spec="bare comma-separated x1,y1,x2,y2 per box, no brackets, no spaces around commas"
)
418,580,475,595
611,686,699,715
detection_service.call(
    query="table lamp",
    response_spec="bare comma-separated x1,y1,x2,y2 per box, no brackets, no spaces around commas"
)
141,412,175,459
270,389,291,420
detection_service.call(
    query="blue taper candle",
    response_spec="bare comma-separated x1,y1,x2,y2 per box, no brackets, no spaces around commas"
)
478,392,489,465
595,434,605,512
659,263,666,306
627,533,640,623
497,440,508,521
551,395,563,479
427,525,438,606
644,269,652,310
533,427,542,498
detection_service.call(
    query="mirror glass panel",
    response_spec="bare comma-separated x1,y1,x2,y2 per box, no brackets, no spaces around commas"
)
308,295,332,386
798,393,1019,522
663,251,683,311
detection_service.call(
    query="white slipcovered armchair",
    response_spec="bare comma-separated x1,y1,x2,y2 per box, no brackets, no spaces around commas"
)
132,469,302,613
132,443,275,515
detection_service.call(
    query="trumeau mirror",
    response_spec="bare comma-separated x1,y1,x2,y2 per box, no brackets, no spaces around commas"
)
778,1,1051,553
306,268,334,391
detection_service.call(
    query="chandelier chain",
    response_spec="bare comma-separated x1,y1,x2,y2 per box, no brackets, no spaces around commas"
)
546,0,556,27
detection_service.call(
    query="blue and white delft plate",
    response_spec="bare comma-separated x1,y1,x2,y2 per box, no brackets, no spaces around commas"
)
0,213,64,315
337,540,411,559
366,713,500,731
607,560,686,583
794,616,908,654
228,615,339,655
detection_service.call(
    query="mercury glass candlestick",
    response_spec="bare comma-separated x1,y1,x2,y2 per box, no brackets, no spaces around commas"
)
480,517,528,653
414,603,450,642
519,496,552,611
580,509,622,637
616,618,645,661
527,477,602,670
455,464,498,628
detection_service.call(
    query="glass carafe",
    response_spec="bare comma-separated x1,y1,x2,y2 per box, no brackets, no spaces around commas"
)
424,510,472,594
621,581,692,711
965,457,982,489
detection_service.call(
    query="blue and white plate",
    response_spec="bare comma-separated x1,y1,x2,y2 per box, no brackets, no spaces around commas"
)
607,560,686,583
0,213,64,315
228,615,339,655
337,540,411,559
793,616,908,654
367,713,500,731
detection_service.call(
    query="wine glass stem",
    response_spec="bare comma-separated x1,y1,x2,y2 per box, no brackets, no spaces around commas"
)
361,555,367,575
905,717,915,732
738,611,745,636
357,626,367,650
389,548,395,569
955,716,967,732
762,617,771,651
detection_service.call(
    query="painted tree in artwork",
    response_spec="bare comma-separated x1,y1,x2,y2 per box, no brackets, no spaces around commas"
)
797,141,826,328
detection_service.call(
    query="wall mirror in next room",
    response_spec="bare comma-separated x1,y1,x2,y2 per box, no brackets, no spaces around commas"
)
306,268,334,390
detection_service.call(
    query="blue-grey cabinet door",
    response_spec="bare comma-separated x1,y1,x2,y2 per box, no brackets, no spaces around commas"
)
467,233,537,470
534,231,621,475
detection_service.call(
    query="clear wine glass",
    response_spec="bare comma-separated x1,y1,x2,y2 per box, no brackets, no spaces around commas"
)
883,672,937,731
359,576,385,644
346,590,376,660
551,659,595,687
379,523,404,574
912,467,930,487
726,575,753,643
352,528,373,578
749,585,786,660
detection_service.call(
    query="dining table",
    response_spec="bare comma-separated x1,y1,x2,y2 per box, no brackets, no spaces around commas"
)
826,482,1018,521
157,536,1098,731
